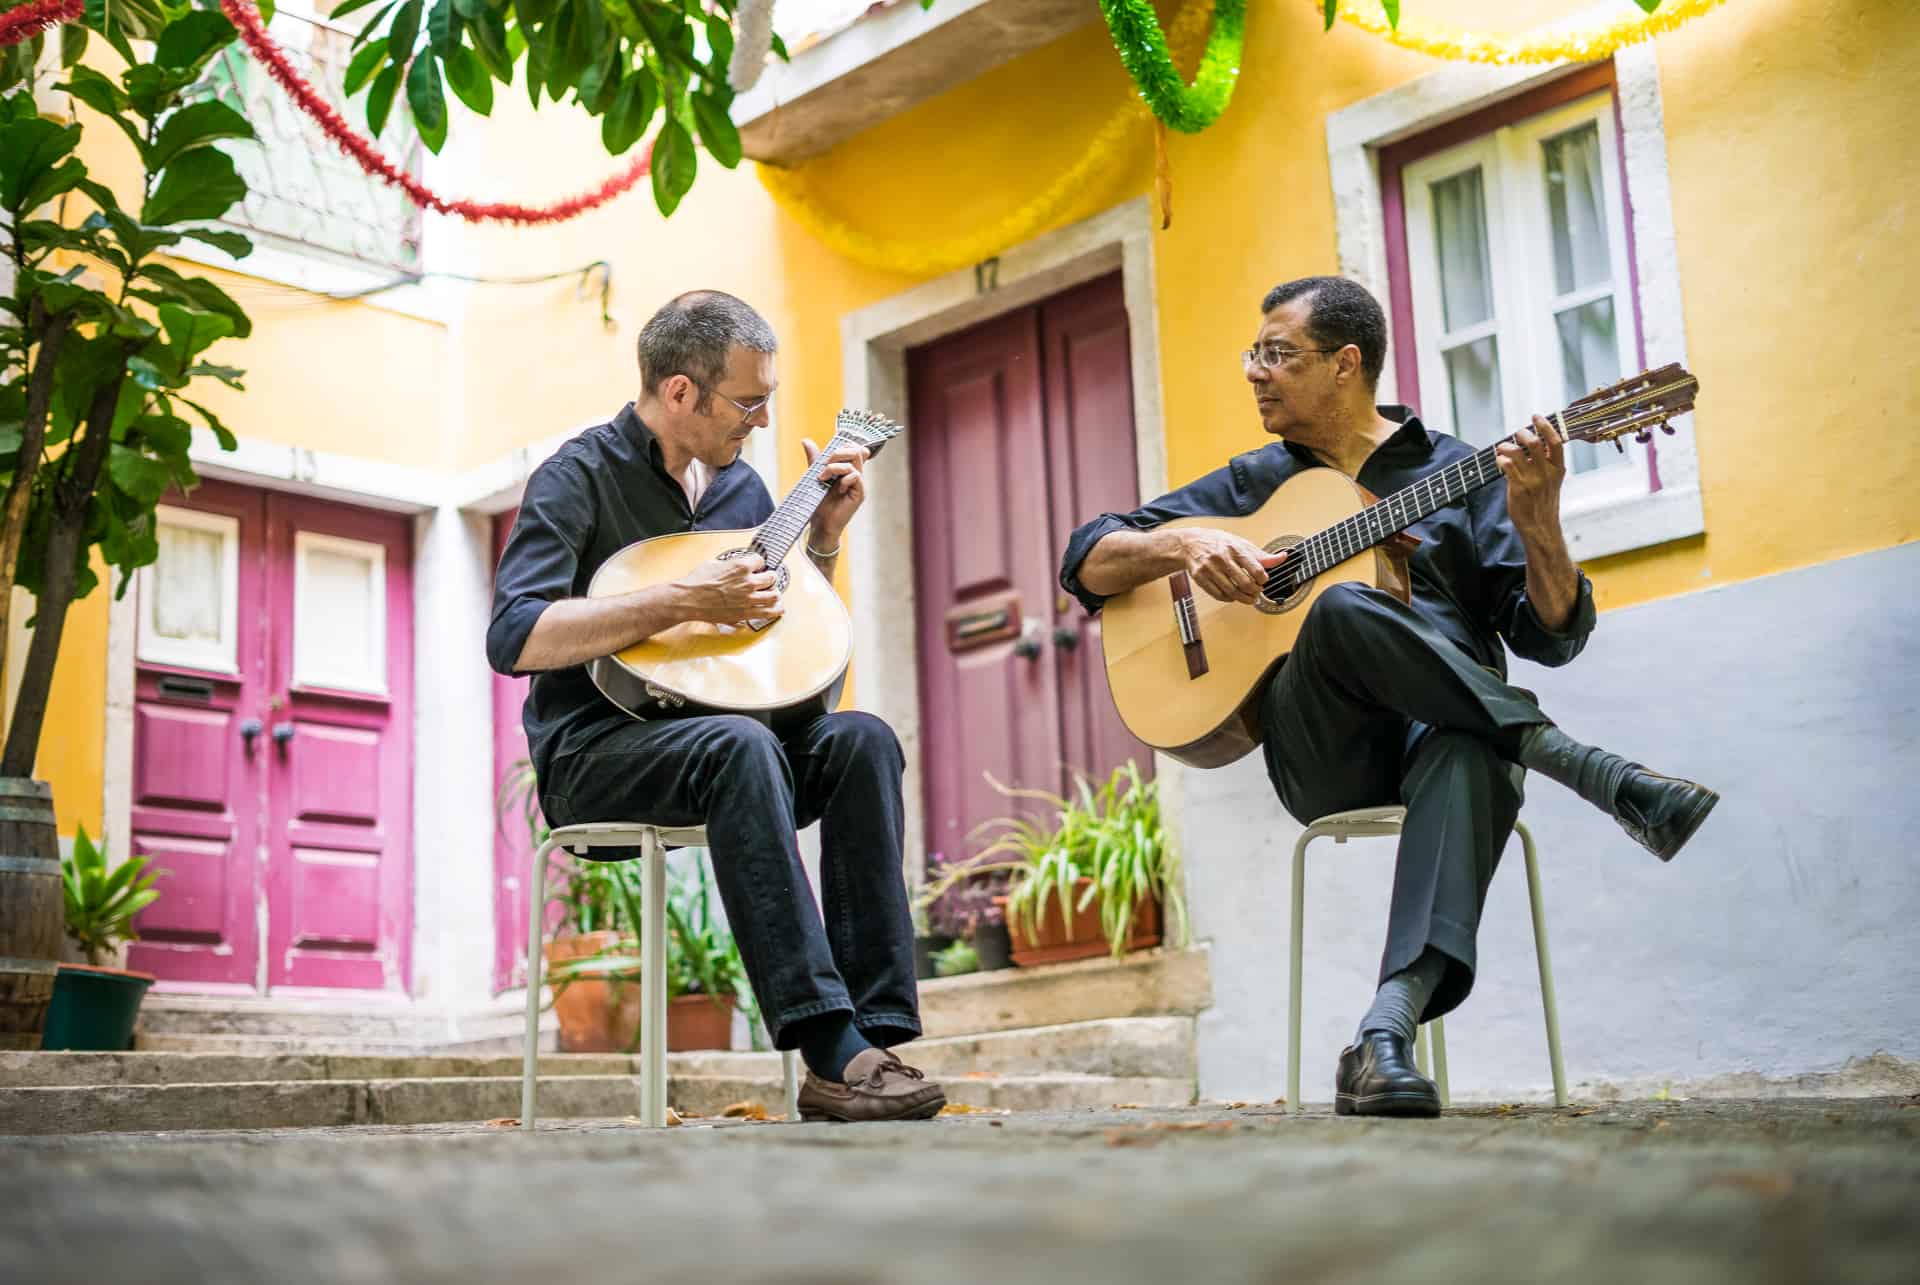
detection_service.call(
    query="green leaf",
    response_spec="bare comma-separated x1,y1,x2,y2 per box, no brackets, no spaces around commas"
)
158,302,237,368
56,68,142,148
1382,0,1400,29
0,116,80,212
142,147,246,226
1635,0,1663,12
108,445,175,504
689,91,739,168
601,67,656,154
350,0,402,50
389,0,425,60
133,264,252,339
367,63,402,136
145,99,253,173
60,23,88,69
181,397,238,451
406,50,448,152
428,0,461,54
469,12,515,82
452,0,489,17
650,118,696,216
331,0,391,19
444,44,494,115
626,0,704,77
1323,0,1338,32
345,38,391,96
153,11,238,74
187,362,246,390
573,44,623,115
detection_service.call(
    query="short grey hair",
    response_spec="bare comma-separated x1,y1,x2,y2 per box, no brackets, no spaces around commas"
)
636,290,777,409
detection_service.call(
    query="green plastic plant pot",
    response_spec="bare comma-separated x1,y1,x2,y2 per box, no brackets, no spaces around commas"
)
40,964,155,1051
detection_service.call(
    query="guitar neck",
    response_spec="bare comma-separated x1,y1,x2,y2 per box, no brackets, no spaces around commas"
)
1284,435,1511,581
749,429,860,565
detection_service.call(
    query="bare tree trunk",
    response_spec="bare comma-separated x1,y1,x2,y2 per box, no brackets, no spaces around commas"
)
0,307,76,702
1,370,125,778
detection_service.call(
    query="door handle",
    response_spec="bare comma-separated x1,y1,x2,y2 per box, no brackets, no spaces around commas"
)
271,722,296,748
1052,626,1081,652
239,719,263,753
1011,619,1044,661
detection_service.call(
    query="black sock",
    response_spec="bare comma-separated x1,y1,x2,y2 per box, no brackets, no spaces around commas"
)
794,1011,873,1082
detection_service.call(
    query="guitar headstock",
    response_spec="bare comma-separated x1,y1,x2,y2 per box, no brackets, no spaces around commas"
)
835,408,905,456
1559,364,1699,450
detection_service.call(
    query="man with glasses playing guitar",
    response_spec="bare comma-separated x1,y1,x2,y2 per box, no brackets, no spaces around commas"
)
1060,277,1718,1117
489,291,946,1123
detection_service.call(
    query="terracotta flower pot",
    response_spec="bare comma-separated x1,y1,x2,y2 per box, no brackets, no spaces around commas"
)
543,932,738,1052
998,882,1161,967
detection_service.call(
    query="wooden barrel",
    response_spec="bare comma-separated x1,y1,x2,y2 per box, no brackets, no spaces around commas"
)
0,778,63,1050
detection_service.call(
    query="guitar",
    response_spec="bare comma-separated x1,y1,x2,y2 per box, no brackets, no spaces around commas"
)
586,408,903,725
1098,365,1700,768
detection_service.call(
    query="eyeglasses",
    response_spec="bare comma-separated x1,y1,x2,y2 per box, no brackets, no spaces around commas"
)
701,384,774,420
1241,341,1339,372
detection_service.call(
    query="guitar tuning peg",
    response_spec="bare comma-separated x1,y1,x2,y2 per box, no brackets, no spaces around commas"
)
1613,437,1626,454
1634,430,1652,445
1660,421,1676,435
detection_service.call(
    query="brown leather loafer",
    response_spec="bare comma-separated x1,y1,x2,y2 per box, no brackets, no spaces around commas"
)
795,1048,947,1123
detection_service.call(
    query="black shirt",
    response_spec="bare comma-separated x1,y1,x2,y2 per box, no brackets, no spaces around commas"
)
486,403,775,779
1058,406,1596,678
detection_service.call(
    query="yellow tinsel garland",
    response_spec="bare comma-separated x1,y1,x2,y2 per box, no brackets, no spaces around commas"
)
755,0,1215,278
1326,0,1733,66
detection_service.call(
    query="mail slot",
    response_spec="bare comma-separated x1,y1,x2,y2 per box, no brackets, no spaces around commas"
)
945,592,1021,653
157,675,215,702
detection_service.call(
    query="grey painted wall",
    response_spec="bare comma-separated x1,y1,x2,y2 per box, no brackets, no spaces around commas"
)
1183,540,1920,1103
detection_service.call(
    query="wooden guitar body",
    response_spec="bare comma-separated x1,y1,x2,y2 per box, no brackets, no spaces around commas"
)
587,527,851,725
1098,469,1410,769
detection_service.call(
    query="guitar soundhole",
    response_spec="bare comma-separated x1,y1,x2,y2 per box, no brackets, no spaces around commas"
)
720,546,790,595
1254,535,1311,616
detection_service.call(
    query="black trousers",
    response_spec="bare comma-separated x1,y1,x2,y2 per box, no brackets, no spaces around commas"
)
1260,583,1551,1021
539,710,920,1051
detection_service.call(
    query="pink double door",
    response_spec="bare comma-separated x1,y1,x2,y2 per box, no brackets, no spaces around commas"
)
128,480,414,994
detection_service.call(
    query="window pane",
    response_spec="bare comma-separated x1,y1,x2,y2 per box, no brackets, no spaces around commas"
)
297,544,385,691
1544,122,1611,295
153,524,224,644
1556,297,1625,474
1444,336,1504,448
1430,167,1495,331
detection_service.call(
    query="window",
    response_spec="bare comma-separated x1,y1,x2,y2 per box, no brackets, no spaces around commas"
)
137,506,241,674
1396,89,1648,512
292,532,389,696
193,3,423,273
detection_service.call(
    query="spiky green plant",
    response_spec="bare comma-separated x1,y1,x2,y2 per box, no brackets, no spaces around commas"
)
60,824,161,966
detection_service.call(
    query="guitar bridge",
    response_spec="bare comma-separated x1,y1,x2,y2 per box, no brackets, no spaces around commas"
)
1169,572,1208,679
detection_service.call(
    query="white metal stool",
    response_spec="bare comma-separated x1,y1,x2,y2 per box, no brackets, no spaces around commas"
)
521,822,800,1129
1287,806,1567,1112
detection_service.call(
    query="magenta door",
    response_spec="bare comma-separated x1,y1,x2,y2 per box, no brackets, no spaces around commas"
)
907,273,1153,864
490,509,535,993
130,484,414,994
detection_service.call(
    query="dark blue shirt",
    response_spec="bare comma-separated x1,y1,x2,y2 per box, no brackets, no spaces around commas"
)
1058,406,1596,679
486,403,775,779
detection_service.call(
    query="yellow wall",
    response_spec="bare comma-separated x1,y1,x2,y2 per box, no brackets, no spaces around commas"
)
29,0,1919,825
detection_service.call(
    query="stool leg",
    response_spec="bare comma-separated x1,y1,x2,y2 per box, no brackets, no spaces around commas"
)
783,1050,799,1121
1517,820,1568,1107
1430,1015,1450,1108
641,832,670,1126
1288,827,1313,1114
1414,1023,1430,1077
522,837,557,1132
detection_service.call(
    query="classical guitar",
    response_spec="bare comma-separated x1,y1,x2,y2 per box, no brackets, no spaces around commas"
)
586,408,902,725
1099,365,1700,768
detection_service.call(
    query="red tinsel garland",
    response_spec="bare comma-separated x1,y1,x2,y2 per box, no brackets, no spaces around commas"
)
218,0,652,224
0,0,83,48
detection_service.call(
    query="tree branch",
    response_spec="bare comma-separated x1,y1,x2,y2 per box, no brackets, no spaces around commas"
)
0,304,77,691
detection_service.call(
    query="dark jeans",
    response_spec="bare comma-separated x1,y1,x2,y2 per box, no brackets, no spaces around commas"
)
1260,583,1551,1021
539,710,920,1050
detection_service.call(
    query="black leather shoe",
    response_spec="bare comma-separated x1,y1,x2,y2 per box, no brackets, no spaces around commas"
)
1335,1032,1441,1118
1615,768,1719,863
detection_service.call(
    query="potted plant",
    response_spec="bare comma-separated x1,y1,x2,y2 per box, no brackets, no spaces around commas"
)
41,825,161,1050
931,762,1188,967
929,938,979,978
501,759,751,1052
921,854,1012,972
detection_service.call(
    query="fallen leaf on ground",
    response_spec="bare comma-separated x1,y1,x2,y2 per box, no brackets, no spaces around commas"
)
1567,1108,1596,1117
1271,1096,1288,1106
937,1103,1007,1116
1650,1118,1671,1130
484,1118,520,1128
721,1101,769,1120
1702,1170,1794,1198
989,1121,1004,1128
1111,1103,1144,1110
1105,1121,1234,1146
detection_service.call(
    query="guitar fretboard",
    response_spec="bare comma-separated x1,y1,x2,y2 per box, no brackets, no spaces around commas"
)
749,430,860,566
1274,441,1506,586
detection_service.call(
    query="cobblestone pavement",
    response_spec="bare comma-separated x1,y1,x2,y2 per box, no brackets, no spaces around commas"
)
5,1098,1917,1284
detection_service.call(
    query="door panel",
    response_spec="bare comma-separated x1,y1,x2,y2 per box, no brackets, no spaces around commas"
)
491,509,536,993
128,480,265,990
1039,275,1157,785
264,493,413,992
909,308,1064,863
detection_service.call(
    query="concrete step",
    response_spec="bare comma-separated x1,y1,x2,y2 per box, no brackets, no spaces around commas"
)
918,946,1212,1038
9,1016,1196,1088
0,1068,1194,1135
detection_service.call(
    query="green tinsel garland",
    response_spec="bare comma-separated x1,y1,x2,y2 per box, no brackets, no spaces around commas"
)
1098,0,1246,134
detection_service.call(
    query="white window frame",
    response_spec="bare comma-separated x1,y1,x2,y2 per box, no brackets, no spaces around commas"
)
291,531,390,697
1402,92,1648,515
1325,42,1706,562
137,505,242,675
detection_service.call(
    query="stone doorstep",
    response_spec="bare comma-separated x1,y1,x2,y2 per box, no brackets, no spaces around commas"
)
0,1071,1198,1136
128,946,1215,1053
2,1017,1198,1088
